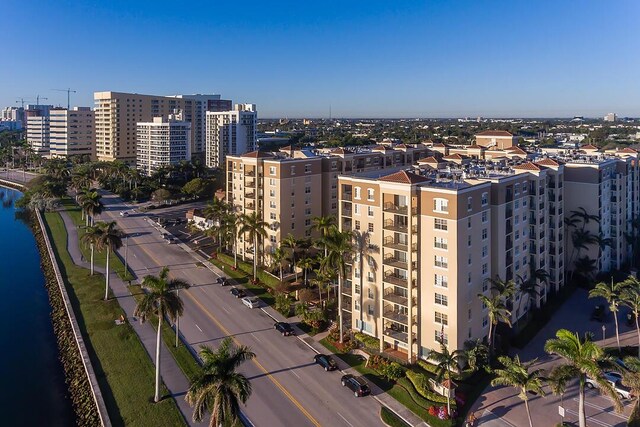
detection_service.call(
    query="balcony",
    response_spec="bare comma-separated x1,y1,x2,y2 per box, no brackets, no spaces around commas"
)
383,289,408,306
383,307,408,324
383,236,411,251
383,254,408,270
384,202,408,215
244,201,255,210
343,192,353,201
342,285,352,296
384,219,408,233
245,191,255,199
383,271,410,287
245,170,255,177
343,208,352,217
244,180,256,188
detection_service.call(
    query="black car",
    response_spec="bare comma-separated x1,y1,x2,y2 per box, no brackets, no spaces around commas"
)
230,287,246,298
314,354,337,371
274,322,294,336
341,374,370,397
591,305,606,322
216,277,229,286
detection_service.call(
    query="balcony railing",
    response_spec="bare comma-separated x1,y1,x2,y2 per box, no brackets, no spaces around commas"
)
383,236,408,251
343,208,352,217
383,271,409,287
245,191,255,199
343,192,353,201
383,289,409,306
245,170,255,177
244,202,255,210
341,285,352,296
383,219,408,233
383,254,408,270
244,180,256,188
383,307,408,324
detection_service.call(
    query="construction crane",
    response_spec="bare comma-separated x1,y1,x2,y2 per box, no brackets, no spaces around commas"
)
16,98,34,108
35,95,48,105
52,88,77,109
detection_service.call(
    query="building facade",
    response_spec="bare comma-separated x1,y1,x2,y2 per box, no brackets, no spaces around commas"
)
49,107,95,158
26,115,50,155
136,115,192,176
206,104,257,168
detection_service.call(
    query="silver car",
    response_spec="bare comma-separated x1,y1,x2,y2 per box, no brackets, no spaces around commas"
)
242,296,259,309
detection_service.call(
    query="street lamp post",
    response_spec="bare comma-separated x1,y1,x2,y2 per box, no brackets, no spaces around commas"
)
124,235,129,277
602,324,606,343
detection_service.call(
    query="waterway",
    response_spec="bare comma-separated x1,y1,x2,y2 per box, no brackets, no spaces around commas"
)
0,186,75,426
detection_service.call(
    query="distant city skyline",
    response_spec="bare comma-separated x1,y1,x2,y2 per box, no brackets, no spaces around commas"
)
1,1,638,118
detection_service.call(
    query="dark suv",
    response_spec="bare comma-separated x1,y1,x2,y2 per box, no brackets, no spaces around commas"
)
230,287,246,298
274,322,294,336
314,354,337,371
341,374,370,397
216,277,229,286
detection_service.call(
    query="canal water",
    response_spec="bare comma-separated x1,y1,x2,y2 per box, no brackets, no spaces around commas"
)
0,186,75,426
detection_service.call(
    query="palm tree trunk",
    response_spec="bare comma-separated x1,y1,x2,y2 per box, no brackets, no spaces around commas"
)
635,311,640,358
175,289,180,348
579,379,586,427
338,273,343,343
155,314,162,402
90,243,94,275
488,322,494,364
234,241,238,269
104,247,110,300
614,308,621,350
525,399,533,427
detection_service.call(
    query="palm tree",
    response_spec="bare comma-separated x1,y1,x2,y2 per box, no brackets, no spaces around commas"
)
622,276,640,357
80,225,103,275
271,247,286,282
594,234,613,271
477,293,511,364
312,215,336,258
237,212,268,281
491,355,545,427
545,329,621,427
134,267,189,402
546,364,571,418
485,275,517,299
78,189,103,226
281,234,299,282
573,256,597,282
297,256,314,287
463,339,489,373
310,268,330,306
429,342,466,415
621,356,640,421
186,338,255,427
95,221,123,301
321,229,353,343
589,278,628,350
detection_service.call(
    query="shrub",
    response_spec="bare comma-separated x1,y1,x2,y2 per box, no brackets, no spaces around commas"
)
355,332,380,350
417,360,440,375
383,362,406,381
428,406,438,417
406,371,452,405
275,293,291,317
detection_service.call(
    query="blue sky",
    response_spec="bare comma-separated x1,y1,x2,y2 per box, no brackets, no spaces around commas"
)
1,1,638,118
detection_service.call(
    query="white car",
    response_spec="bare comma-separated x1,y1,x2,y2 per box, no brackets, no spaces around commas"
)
242,297,260,309
119,211,130,217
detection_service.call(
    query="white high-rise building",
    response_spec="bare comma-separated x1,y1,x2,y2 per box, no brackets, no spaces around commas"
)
604,112,617,122
49,107,95,158
205,103,257,168
27,115,50,155
136,113,192,176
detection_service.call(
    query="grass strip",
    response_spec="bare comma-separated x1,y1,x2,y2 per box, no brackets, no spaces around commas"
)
210,257,276,307
43,210,186,427
380,406,411,427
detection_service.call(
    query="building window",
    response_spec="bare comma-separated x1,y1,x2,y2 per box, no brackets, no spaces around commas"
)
468,308,472,320
482,316,488,328
354,187,361,199
354,204,360,215
291,166,296,175
305,186,311,194
482,263,488,275
435,293,448,306
367,188,374,201
269,190,275,197
368,305,374,316
467,197,473,211
269,178,276,186
434,218,448,230
468,254,472,265
482,228,488,240
434,256,448,268
269,201,276,209
368,288,374,299
305,219,311,226
269,166,276,176
434,237,448,250
435,330,448,345
354,283,361,294
355,220,361,230
481,192,488,206
435,274,448,288
305,164,311,173
305,208,311,215
270,235,276,243
467,235,472,247
435,312,448,326
482,210,488,223
368,206,374,217
482,246,488,257
368,223,374,233
434,198,449,213
468,218,472,228
270,212,276,220
354,300,360,311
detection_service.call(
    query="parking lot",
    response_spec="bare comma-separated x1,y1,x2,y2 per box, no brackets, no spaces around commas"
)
474,287,638,427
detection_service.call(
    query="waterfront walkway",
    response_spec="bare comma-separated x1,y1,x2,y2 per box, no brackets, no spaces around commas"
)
58,210,203,426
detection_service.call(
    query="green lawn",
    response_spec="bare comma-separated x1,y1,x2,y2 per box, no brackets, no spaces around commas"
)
380,406,411,427
43,211,186,427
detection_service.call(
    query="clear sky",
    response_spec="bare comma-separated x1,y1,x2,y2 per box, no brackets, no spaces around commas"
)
1,0,638,118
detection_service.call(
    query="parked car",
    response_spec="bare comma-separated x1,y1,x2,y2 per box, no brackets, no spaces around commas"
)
230,287,246,298
166,236,177,244
216,277,229,286
242,296,260,309
119,211,130,217
590,305,606,322
274,322,294,336
314,354,337,371
613,380,635,400
341,374,370,397
586,371,624,390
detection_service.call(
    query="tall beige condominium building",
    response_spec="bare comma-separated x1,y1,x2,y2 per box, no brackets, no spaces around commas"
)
474,130,517,150
206,104,257,168
226,143,433,261
136,114,191,176
94,91,229,164
26,115,50,155
49,107,95,158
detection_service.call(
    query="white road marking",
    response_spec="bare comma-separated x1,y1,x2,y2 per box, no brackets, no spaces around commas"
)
572,398,629,420
221,306,230,314
337,412,354,427
195,324,203,333
250,332,262,343
291,370,301,380
565,408,612,427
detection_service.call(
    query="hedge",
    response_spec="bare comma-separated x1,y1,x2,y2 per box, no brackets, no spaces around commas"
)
355,332,380,350
405,371,452,406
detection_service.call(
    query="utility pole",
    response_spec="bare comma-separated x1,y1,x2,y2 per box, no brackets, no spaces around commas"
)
52,88,77,109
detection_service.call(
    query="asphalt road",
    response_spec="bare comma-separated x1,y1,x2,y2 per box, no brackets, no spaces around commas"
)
99,193,384,427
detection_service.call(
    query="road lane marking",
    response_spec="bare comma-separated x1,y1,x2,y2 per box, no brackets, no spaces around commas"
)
195,324,203,333
250,333,262,343
565,408,611,427
183,290,321,427
572,398,628,420
337,412,354,427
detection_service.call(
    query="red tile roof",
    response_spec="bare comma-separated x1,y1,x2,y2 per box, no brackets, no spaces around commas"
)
513,162,542,171
443,153,466,160
378,170,431,184
432,142,447,148
421,156,440,164
620,147,638,153
242,150,273,158
581,144,599,150
535,158,562,167
466,144,483,149
506,146,527,155
476,130,513,137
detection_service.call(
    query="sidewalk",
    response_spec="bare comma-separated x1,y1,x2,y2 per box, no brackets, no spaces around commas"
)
179,243,429,427
59,211,203,426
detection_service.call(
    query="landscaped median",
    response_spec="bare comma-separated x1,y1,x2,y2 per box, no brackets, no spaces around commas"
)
42,210,186,426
